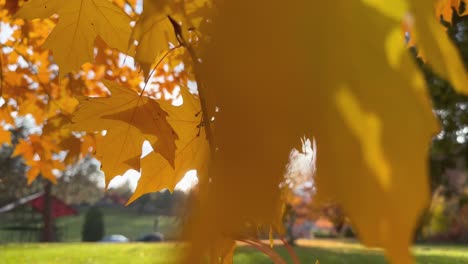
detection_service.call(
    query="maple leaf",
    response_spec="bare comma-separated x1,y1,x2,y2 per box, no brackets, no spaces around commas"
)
0,106,14,125
67,80,177,186
130,0,211,75
43,114,72,140
24,158,65,184
46,79,80,116
126,85,209,204
3,70,30,97
15,0,132,75
130,0,179,75
58,135,83,165
13,135,64,184
80,133,100,156
0,129,11,146
18,93,47,124
186,1,438,263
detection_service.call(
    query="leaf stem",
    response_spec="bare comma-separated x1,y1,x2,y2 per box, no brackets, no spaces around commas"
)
139,45,181,96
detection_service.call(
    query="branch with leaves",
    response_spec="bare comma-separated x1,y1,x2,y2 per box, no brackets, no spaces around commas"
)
2,0,468,263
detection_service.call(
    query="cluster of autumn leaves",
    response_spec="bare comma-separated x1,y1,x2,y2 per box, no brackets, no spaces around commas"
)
0,0,210,203
2,0,468,263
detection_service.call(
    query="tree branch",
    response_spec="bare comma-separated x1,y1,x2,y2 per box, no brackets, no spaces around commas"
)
168,15,216,159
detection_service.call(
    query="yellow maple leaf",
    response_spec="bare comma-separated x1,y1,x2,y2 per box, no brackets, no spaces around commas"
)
130,0,211,75
81,134,100,156
18,94,47,124
185,1,438,263
67,80,177,186
58,135,83,165
15,0,132,75
44,80,79,118
43,114,72,140
25,158,65,184
13,135,64,184
42,114,86,165
126,85,209,204
0,129,11,146
0,106,14,125
130,0,179,75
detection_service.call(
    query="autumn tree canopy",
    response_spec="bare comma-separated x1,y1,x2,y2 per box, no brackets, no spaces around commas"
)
1,0,468,263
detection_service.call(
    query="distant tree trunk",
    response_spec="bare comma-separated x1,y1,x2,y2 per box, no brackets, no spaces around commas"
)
42,180,54,242
153,217,159,232
283,204,297,246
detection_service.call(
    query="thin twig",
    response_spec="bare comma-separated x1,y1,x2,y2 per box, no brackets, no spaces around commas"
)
237,239,287,264
185,48,215,158
280,236,301,264
139,44,182,96
168,15,216,159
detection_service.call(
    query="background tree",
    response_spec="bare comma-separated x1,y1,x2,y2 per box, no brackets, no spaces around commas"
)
411,3,468,242
81,206,104,242
0,118,49,205
53,156,104,205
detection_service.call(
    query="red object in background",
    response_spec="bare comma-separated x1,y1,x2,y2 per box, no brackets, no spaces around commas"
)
28,195,78,218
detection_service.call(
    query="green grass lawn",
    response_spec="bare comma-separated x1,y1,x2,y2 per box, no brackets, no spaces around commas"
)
0,239,467,263
1,208,467,263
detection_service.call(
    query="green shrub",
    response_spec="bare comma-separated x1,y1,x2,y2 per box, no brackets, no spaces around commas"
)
81,206,104,242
